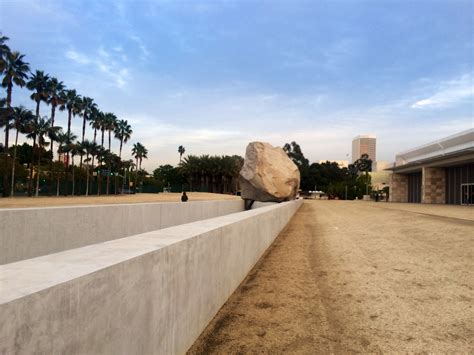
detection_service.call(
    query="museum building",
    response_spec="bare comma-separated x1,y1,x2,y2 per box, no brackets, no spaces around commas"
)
388,129,474,205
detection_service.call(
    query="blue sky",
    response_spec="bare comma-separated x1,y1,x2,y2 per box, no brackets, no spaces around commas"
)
1,0,473,169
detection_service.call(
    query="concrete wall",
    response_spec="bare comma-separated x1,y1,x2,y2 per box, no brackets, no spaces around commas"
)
0,199,302,355
0,200,244,265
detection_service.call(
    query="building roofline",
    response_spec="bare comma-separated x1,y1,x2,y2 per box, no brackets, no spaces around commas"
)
396,128,474,157
387,147,474,173
352,134,376,140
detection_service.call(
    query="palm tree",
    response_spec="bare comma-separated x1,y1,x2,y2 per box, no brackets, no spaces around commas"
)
103,113,117,194
114,119,132,159
9,106,34,195
27,70,50,121
27,116,60,196
80,97,95,142
178,145,186,164
57,131,77,195
79,97,96,167
54,129,68,196
95,145,106,195
88,107,101,145
1,49,29,196
103,113,117,152
132,142,148,192
46,78,65,154
80,140,95,196
46,77,65,192
59,89,81,141
98,110,107,148
0,33,10,71
67,141,84,196
114,119,132,192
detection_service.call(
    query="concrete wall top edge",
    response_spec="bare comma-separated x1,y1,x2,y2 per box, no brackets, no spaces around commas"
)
0,199,302,305
0,199,245,265
0,199,240,212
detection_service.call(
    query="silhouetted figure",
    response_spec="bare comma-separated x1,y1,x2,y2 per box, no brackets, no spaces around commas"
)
181,191,188,202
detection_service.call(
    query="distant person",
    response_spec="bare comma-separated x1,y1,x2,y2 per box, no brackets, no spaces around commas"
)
181,191,188,202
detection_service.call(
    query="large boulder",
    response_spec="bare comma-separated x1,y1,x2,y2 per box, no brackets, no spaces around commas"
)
239,142,300,202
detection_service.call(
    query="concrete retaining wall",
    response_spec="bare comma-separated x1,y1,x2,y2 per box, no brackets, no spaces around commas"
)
0,200,244,265
0,199,302,355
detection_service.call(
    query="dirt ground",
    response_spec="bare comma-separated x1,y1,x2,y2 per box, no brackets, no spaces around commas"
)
189,200,473,353
0,192,239,208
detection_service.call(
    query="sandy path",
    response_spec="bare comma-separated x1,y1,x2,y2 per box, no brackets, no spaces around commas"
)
189,200,473,353
0,192,239,208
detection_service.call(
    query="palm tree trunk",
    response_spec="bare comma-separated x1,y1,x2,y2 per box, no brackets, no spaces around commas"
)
35,146,42,197
66,108,72,170
119,139,124,193
28,99,41,197
10,130,19,196
56,176,60,196
106,166,110,195
2,84,13,197
85,155,89,196
71,156,75,196
48,104,56,195
134,157,139,191
80,115,87,168
67,109,72,137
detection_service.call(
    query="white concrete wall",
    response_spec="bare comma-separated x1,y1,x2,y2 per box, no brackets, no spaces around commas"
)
0,200,244,265
0,199,302,355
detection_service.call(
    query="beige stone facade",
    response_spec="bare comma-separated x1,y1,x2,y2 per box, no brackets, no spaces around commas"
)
421,167,446,204
389,173,408,202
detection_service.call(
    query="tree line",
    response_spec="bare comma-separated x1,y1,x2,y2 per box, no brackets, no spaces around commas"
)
149,154,243,194
0,33,148,197
283,141,374,199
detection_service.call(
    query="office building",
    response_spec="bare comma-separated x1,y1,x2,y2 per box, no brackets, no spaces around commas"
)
352,135,376,164
388,129,474,205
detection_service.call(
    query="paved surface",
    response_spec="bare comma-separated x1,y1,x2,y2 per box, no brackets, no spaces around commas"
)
189,200,473,353
0,192,239,208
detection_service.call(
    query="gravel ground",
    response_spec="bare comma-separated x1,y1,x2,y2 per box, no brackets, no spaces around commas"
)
189,200,473,353
0,192,239,208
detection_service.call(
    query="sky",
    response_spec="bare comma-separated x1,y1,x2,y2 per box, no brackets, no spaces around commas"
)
1,0,473,169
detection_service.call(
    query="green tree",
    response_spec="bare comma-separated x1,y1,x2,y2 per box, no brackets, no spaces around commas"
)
132,142,148,191
46,77,66,193
80,140,94,196
351,153,372,195
0,33,10,71
114,119,132,192
27,116,60,196
1,49,30,196
9,106,34,195
79,97,96,166
67,141,84,196
59,89,81,142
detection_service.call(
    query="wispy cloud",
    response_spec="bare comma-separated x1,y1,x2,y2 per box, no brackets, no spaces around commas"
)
129,34,150,59
411,73,473,109
65,50,90,64
65,47,130,89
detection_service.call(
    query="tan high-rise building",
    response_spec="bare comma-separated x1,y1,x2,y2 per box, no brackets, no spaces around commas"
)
352,134,376,163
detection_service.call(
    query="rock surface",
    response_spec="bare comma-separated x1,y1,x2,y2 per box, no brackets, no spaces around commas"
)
239,142,300,202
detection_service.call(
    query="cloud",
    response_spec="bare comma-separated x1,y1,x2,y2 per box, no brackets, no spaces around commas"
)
129,34,150,58
65,47,130,89
411,73,473,108
65,50,90,64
